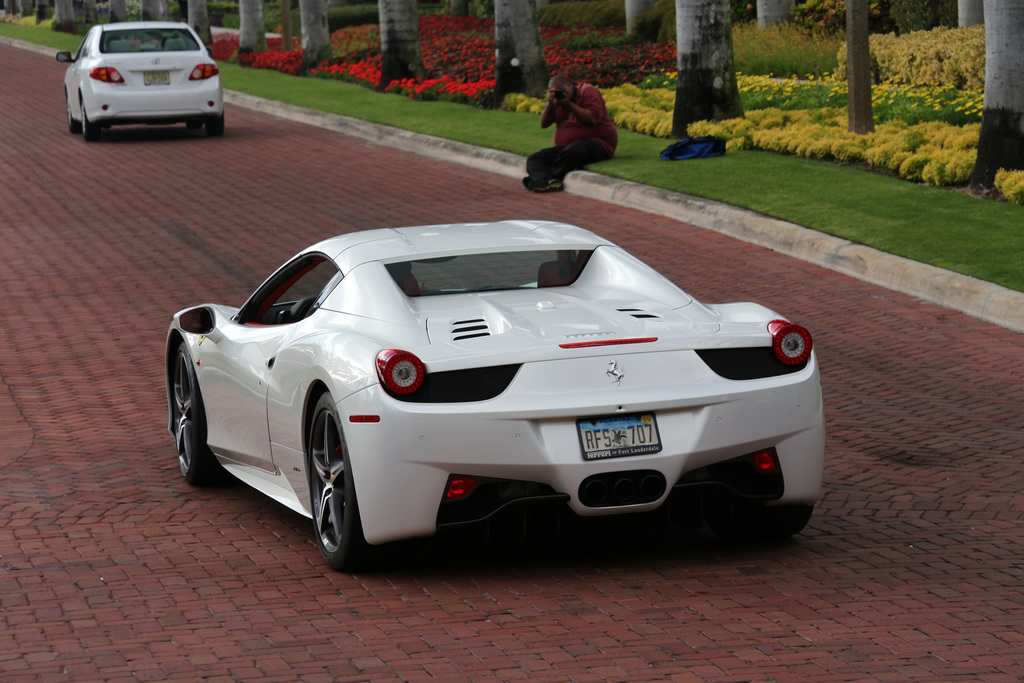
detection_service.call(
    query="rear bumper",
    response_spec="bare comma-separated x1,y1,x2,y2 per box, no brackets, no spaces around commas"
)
82,79,223,124
340,350,825,545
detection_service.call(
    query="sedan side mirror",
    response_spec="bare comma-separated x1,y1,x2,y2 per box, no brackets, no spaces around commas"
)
56,51,74,63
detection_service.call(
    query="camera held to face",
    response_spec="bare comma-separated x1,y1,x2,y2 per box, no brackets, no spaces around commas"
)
553,88,567,101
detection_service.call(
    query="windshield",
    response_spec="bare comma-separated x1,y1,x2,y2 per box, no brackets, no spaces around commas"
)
101,28,200,53
385,249,592,297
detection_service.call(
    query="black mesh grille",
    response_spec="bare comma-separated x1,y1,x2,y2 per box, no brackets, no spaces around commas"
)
394,364,521,403
696,347,806,380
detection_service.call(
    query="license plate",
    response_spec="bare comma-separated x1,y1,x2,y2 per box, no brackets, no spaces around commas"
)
144,71,170,86
576,413,662,461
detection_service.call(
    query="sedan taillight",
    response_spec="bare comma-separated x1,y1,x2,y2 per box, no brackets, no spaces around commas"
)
768,320,813,365
376,349,426,396
89,67,125,83
189,64,219,81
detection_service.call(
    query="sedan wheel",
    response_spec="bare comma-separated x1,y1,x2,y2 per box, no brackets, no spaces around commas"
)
81,98,101,142
172,342,221,485
205,113,225,137
66,91,82,135
308,393,382,571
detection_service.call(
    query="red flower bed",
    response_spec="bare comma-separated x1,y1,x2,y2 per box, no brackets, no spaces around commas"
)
212,16,676,106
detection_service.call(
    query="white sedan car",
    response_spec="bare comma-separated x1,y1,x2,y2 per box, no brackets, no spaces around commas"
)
166,221,825,571
57,22,224,141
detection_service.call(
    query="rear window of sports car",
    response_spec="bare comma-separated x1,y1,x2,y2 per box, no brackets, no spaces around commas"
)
385,249,592,297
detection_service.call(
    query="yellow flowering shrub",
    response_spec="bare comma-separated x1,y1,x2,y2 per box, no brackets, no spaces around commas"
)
834,26,986,90
995,170,1024,206
921,150,976,186
18,16,54,27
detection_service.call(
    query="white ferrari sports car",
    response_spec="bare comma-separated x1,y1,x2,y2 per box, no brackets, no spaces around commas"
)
166,221,824,570
57,22,224,141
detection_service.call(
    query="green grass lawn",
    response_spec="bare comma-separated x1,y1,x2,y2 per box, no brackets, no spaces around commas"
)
6,21,1021,292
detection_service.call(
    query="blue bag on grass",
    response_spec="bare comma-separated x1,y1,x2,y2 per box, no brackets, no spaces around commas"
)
660,136,727,160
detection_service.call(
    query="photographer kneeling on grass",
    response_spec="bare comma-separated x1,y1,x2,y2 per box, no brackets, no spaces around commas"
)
523,74,618,193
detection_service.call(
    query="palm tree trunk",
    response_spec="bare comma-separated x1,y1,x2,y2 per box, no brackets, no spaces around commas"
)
109,0,127,22
189,0,211,45
298,0,331,75
626,0,653,35
847,0,873,134
239,0,268,54
511,0,548,97
496,0,548,99
378,0,424,88
672,0,743,138
279,0,293,51
494,0,521,96
970,0,1024,190
757,0,794,26
141,0,162,21
958,0,984,26
53,0,73,23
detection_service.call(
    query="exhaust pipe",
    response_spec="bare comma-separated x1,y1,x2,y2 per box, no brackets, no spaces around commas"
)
583,479,608,506
579,470,666,508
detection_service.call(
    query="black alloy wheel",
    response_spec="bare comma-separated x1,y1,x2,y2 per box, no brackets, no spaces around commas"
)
172,341,221,485
307,393,382,571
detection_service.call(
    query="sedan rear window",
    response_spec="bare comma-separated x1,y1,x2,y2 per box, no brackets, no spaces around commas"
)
101,29,200,53
385,249,593,297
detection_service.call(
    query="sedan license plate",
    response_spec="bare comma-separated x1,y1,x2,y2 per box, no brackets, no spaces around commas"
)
576,413,662,461
144,71,170,86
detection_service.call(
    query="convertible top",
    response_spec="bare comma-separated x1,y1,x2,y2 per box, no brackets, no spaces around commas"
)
306,221,615,273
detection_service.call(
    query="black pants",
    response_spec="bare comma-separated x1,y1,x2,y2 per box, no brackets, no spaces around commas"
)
525,139,610,187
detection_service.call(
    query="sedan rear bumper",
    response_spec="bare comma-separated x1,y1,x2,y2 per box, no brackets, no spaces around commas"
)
81,79,223,125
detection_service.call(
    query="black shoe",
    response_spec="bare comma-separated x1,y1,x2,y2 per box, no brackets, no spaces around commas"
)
533,179,564,193
522,176,533,190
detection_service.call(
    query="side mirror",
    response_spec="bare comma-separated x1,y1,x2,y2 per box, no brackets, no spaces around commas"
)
56,51,74,63
178,306,216,335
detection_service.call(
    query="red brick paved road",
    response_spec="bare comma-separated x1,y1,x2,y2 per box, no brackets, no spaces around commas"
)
2,43,1024,682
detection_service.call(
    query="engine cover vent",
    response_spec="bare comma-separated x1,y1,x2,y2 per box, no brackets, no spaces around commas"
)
451,318,491,340
618,308,662,320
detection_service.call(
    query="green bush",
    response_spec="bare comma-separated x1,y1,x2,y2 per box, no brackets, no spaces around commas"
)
889,0,957,32
207,1,240,14
273,3,378,33
538,0,624,28
792,0,895,34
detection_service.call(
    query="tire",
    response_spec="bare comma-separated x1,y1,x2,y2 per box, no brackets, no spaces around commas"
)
66,90,82,135
81,98,101,142
171,341,222,485
704,499,814,541
205,113,225,137
307,393,384,571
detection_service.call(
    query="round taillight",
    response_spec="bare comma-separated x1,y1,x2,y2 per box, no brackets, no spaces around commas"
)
375,349,425,395
768,320,812,365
